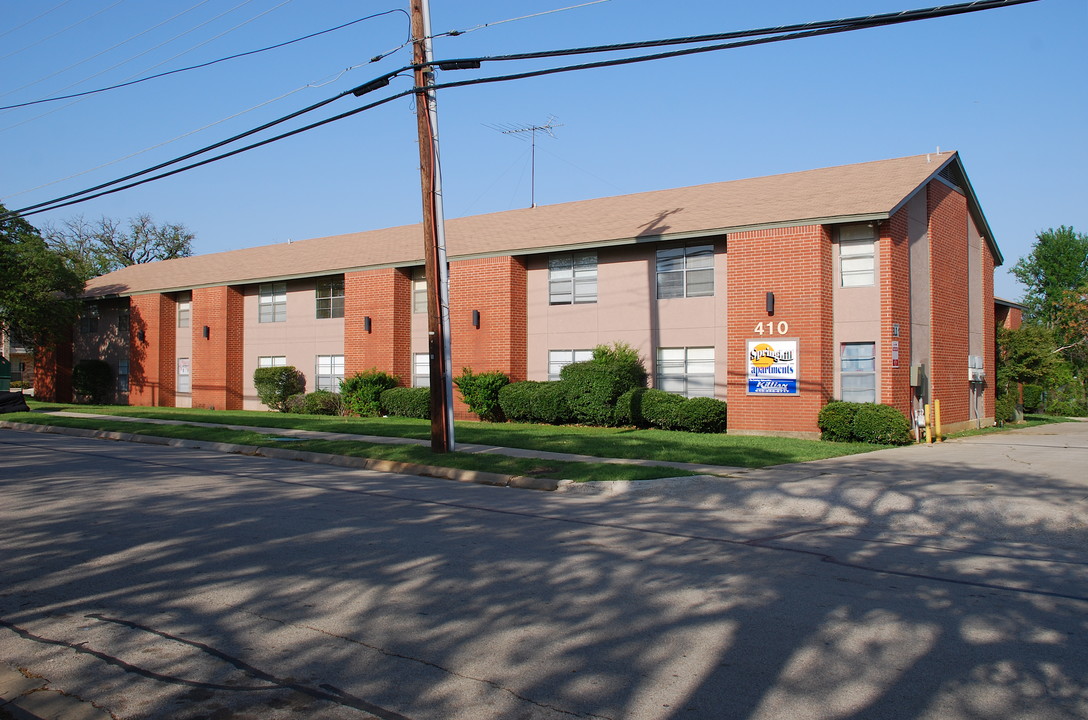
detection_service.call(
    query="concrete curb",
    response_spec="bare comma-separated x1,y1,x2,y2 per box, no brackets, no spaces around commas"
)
0,421,562,492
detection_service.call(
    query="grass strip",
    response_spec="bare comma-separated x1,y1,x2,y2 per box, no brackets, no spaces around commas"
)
3,413,691,483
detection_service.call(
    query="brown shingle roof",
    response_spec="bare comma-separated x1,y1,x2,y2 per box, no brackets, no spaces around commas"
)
85,151,988,297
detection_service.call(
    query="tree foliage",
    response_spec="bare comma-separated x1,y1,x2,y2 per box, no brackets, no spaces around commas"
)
43,213,195,281
1011,226,1088,328
0,204,84,347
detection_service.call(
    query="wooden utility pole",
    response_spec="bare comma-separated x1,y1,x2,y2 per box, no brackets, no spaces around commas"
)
412,0,455,452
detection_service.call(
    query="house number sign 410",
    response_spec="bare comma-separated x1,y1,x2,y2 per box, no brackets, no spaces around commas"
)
753,321,789,335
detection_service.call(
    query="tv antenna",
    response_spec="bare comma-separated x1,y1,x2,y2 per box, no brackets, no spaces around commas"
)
485,116,562,208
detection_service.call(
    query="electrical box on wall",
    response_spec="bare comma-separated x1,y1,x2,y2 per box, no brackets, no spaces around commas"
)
968,355,985,383
910,365,923,387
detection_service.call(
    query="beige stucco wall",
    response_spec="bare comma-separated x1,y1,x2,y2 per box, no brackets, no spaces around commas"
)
908,191,931,400
175,291,193,408
832,225,882,400
241,279,344,410
525,239,728,398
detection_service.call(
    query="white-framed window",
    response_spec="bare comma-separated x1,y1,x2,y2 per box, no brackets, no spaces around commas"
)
177,358,191,393
177,297,191,328
839,224,876,287
548,349,593,381
657,245,714,299
413,352,429,387
117,359,129,392
316,277,344,319
258,356,287,368
412,269,427,314
840,342,876,402
315,355,344,392
656,347,715,398
549,252,598,304
259,282,287,323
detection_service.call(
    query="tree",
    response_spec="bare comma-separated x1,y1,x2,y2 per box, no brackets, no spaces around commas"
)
1011,226,1088,327
43,213,195,281
0,204,84,347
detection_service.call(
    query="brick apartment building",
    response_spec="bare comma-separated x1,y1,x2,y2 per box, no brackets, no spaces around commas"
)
35,151,1001,437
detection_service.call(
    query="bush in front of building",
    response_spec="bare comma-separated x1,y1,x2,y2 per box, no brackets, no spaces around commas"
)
454,368,510,422
297,390,345,416
254,366,305,413
71,359,112,404
613,387,646,426
341,369,399,417
1022,384,1043,413
675,396,728,433
994,392,1017,425
497,381,540,423
381,386,430,419
532,381,574,425
561,343,648,426
640,388,687,430
819,401,912,445
817,401,860,442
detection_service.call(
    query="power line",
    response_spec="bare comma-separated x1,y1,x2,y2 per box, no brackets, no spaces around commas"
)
1,0,1039,221
0,9,409,111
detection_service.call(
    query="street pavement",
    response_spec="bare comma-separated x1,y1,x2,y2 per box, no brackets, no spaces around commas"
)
1,421,1086,719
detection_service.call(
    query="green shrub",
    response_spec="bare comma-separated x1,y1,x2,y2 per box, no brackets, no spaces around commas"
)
613,387,648,427
1022,384,1043,413
284,393,306,414
340,369,399,417
591,342,648,387
381,386,430,419
253,366,305,412
301,390,344,416
454,368,510,422
72,359,112,404
995,392,1017,424
532,381,573,424
561,343,648,426
851,403,913,445
674,396,728,433
640,389,687,430
818,401,861,442
498,381,541,423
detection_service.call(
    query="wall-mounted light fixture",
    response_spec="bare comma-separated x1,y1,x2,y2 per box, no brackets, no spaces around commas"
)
472,310,480,329
364,316,372,333
765,292,775,316
202,325,210,339
136,330,145,342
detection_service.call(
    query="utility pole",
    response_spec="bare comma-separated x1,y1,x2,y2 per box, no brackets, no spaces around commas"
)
412,0,455,452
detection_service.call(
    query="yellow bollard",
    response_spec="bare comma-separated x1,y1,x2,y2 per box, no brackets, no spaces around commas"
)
935,399,943,442
924,403,932,444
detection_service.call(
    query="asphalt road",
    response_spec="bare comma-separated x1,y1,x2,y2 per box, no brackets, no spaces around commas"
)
1,423,1086,719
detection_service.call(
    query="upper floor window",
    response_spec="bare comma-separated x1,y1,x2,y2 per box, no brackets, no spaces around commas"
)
412,269,427,314
258,356,287,368
839,225,876,287
656,347,715,398
80,305,99,333
657,245,714,299
549,252,598,304
548,349,593,381
177,298,191,328
259,282,287,323
840,342,876,402
315,355,344,392
316,277,344,319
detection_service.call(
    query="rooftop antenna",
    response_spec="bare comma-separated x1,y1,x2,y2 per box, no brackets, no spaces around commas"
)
486,116,562,208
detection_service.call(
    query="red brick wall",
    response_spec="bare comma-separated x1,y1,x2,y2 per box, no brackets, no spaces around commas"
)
448,256,528,419
128,294,176,407
344,268,412,382
879,208,913,418
33,337,73,403
928,182,971,425
726,225,834,435
191,286,244,410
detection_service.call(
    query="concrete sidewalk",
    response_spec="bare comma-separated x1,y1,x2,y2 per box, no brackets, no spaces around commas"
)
1,663,112,720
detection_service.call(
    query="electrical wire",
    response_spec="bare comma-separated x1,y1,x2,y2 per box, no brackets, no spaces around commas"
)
0,0,126,62
435,0,611,38
1,0,1039,221
0,0,76,42
0,9,408,111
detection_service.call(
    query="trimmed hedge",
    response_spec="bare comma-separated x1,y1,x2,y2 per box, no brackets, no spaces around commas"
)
253,366,305,412
341,369,398,417
498,381,541,423
532,381,573,425
819,401,912,445
455,368,509,422
381,386,430,419
641,389,687,430
675,396,728,433
300,389,344,416
560,344,647,426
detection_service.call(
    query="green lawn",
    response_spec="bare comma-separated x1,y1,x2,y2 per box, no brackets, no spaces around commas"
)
9,401,889,476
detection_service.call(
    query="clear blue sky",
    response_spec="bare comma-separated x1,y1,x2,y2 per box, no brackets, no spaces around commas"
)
1,0,1084,301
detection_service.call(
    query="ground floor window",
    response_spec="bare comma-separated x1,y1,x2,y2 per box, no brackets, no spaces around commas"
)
840,342,876,402
315,355,344,392
548,349,592,380
413,353,429,387
118,359,129,392
656,347,714,397
177,358,191,393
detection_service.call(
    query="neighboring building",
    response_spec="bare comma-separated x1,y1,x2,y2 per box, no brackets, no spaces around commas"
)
37,151,1001,436
995,297,1025,330
1,327,34,390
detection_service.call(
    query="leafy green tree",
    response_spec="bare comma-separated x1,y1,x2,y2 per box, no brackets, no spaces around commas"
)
0,204,84,347
43,213,195,281
1011,226,1088,327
